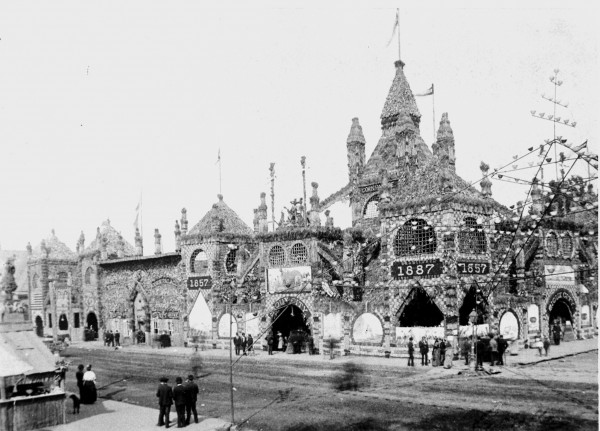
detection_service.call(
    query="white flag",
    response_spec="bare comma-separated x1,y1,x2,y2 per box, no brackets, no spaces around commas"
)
414,84,434,97
386,9,399,47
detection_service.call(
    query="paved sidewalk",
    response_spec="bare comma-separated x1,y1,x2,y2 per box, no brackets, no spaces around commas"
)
44,399,235,431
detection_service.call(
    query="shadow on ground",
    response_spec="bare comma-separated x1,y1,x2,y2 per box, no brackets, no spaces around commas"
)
280,408,598,431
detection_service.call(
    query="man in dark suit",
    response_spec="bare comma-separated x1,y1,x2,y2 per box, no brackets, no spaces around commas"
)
241,333,247,355
407,337,415,366
184,375,199,425
156,377,173,428
115,330,120,347
172,377,187,428
234,333,241,355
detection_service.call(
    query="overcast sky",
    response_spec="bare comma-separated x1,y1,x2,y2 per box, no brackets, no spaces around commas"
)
0,1,597,253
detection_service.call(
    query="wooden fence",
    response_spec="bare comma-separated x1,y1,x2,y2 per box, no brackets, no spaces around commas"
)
0,392,65,431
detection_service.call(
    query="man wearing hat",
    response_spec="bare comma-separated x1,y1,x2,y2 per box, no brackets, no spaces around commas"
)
172,377,187,428
156,377,173,428
184,374,200,425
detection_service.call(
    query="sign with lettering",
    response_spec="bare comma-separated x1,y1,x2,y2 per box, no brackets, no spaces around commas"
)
544,265,575,285
391,260,443,279
187,276,212,290
359,179,398,194
456,261,489,275
546,289,577,313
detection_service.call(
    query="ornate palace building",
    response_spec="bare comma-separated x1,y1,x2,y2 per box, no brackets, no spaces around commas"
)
26,57,597,355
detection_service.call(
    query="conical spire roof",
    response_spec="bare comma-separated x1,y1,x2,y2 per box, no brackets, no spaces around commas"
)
347,117,366,144
85,219,136,257
188,195,253,237
380,61,421,125
436,112,454,141
32,230,77,261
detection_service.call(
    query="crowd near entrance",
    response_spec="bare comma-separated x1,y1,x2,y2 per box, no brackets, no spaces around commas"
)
549,297,575,341
271,304,311,353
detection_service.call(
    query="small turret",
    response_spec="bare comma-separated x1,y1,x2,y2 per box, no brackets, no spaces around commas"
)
117,233,125,258
135,228,143,256
309,182,321,226
258,192,268,233
530,177,543,215
480,162,492,198
180,208,188,235
26,242,32,256
77,231,85,254
154,228,162,255
325,210,334,228
347,118,366,183
253,208,259,233
435,113,456,172
174,220,181,252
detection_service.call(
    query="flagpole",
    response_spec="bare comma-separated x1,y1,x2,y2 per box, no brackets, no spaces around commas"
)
140,190,143,243
218,150,222,195
432,83,436,143
397,9,401,61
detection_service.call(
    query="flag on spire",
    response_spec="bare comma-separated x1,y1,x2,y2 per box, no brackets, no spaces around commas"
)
415,84,434,97
216,148,221,164
133,195,142,230
386,9,399,47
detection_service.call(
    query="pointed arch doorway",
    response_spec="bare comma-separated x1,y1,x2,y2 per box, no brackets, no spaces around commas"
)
398,287,444,327
271,303,311,352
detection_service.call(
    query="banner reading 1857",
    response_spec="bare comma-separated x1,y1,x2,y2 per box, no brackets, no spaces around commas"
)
456,261,490,275
187,276,212,290
391,260,443,279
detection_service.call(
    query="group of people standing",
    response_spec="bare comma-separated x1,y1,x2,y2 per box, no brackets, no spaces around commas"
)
103,329,120,347
461,334,509,368
409,337,454,368
156,375,200,428
233,332,253,355
75,364,98,404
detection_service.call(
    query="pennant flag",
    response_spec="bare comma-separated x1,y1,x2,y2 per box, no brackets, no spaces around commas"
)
414,84,434,97
571,141,587,153
386,9,399,47
216,148,221,164
134,195,142,230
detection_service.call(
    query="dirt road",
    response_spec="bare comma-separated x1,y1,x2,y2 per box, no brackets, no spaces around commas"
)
62,346,598,430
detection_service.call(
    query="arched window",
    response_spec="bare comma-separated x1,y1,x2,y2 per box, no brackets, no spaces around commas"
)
546,232,559,256
225,249,237,274
84,267,92,285
363,195,380,219
58,313,69,330
290,243,308,264
191,249,209,274
561,233,573,257
458,217,486,254
393,219,437,256
268,245,285,266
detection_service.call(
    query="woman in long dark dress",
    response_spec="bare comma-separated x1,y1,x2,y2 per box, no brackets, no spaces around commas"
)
81,364,97,404
75,364,85,399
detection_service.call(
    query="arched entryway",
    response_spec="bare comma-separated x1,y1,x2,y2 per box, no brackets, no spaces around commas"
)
86,312,98,332
459,285,488,325
547,290,576,342
35,315,44,337
58,313,69,330
271,304,311,352
398,288,444,327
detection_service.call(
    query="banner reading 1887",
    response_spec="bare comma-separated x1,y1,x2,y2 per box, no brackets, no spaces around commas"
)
187,276,212,290
391,260,443,279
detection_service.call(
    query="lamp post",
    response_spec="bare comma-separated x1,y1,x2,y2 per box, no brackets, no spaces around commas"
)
469,309,477,371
